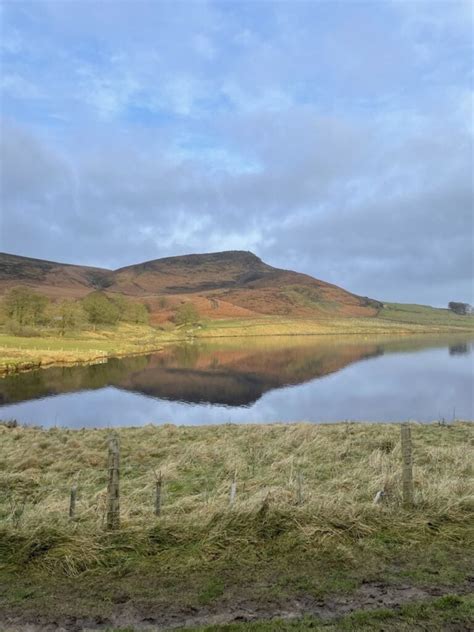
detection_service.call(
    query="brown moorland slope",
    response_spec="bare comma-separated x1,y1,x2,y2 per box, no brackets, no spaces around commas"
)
0,250,380,319
0,252,113,299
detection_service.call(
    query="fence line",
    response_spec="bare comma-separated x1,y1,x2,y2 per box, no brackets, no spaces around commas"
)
3,424,418,528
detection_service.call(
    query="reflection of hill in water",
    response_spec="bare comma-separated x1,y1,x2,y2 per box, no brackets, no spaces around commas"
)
0,336,471,407
118,344,383,405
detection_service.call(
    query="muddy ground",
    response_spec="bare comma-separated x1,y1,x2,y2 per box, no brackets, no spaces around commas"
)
2,579,473,631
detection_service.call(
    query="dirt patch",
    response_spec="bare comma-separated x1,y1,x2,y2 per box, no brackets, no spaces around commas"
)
2,579,473,631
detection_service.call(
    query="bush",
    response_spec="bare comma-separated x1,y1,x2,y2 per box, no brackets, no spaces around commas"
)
448,302,471,315
5,322,41,337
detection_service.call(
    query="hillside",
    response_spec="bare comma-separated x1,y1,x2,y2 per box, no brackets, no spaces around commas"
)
0,250,381,320
0,252,113,299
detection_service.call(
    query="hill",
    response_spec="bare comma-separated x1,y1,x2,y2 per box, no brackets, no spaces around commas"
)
0,250,381,321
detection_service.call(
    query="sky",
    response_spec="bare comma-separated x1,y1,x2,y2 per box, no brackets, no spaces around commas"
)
0,0,472,306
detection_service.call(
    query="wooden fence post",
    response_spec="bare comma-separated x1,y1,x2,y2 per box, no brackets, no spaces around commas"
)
106,434,120,530
69,483,78,520
229,472,237,506
154,470,162,517
400,424,414,508
296,470,303,505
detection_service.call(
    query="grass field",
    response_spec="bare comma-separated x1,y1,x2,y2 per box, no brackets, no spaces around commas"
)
195,302,474,339
195,311,474,339
378,303,474,328
0,422,472,630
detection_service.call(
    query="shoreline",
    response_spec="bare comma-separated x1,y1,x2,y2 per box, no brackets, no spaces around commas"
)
1,324,473,376
1,419,473,430
0,345,164,377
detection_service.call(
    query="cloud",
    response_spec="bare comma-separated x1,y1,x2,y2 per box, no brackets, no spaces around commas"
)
0,0,472,306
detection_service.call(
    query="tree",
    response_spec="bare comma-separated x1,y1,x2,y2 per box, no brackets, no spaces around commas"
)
123,301,149,324
448,302,471,316
2,286,49,327
174,302,199,327
82,292,120,327
110,295,150,324
47,300,87,336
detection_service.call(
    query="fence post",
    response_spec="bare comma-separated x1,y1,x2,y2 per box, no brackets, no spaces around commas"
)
296,470,303,505
400,424,414,508
229,472,237,506
69,483,78,520
154,470,162,517
106,434,120,530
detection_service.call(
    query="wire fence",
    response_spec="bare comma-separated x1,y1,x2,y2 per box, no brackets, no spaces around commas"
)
1,424,417,530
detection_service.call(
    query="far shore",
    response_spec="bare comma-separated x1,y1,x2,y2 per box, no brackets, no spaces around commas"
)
1,311,473,375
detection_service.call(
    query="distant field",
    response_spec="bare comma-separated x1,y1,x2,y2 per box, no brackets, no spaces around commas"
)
196,307,474,339
0,422,472,630
378,303,474,328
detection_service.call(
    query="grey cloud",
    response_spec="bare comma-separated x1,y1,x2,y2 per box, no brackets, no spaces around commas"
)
0,1,472,306
2,101,471,308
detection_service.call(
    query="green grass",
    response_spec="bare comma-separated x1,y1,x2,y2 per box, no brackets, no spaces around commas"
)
195,306,474,339
379,303,474,329
0,422,472,629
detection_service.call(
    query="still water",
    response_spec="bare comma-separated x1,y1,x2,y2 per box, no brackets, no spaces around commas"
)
0,335,472,427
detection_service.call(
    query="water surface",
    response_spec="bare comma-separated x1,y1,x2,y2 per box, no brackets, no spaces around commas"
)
0,335,472,427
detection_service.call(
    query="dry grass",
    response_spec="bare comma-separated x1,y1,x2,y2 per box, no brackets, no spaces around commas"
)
0,422,473,627
1,422,472,539
0,323,180,374
196,314,474,339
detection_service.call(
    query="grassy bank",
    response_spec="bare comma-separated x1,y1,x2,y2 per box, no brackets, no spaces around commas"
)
0,323,180,375
1,304,473,375
0,422,472,630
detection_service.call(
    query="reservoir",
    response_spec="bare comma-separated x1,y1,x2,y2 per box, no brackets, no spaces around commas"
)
0,334,472,428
